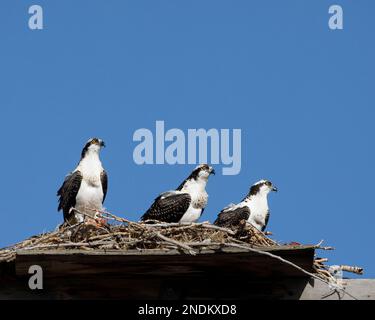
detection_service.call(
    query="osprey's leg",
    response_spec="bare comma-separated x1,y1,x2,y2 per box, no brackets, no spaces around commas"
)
85,211,108,228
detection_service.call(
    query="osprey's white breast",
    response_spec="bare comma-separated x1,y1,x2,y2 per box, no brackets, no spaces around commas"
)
181,179,208,208
179,178,208,223
75,154,104,216
245,196,269,230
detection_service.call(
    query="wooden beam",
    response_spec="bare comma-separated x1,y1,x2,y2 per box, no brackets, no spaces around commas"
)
14,246,315,279
15,244,317,256
9,246,375,300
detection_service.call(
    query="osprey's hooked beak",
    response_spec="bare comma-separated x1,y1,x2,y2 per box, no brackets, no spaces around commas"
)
100,140,106,148
210,167,215,175
272,186,278,192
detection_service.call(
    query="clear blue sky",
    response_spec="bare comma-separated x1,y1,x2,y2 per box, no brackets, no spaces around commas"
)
0,1,374,277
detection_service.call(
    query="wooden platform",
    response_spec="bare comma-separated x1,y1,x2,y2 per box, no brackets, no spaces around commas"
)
14,245,316,278
1,245,373,300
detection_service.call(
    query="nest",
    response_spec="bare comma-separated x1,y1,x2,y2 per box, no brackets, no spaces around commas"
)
0,212,277,263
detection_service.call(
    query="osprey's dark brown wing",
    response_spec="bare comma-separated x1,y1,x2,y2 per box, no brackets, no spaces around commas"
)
141,192,191,223
214,206,250,228
262,210,270,232
100,170,108,203
57,170,83,222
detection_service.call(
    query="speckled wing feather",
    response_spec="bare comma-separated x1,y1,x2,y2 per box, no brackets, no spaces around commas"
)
57,171,83,222
141,192,191,223
214,206,250,228
100,170,108,203
262,210,270,232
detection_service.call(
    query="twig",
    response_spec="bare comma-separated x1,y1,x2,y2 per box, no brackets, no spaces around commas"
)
198,223,236,235
318,246,335,251
23,240,111,250
315,258,329,264
340,265,363,275
153,232,196,255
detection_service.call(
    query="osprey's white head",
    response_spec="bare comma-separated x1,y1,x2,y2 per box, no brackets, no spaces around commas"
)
247,179,277,198
192,164,216,181
80,138,105,159
177,164,215,191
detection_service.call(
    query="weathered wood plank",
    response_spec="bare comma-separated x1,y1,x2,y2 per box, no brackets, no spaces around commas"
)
12,245,367,300
14,247,315,279
15,245,316,256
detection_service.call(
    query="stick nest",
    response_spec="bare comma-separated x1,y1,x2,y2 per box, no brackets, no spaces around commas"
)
0,215,276,263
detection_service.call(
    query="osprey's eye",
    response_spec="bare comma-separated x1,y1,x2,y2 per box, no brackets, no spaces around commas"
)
266,181,272,187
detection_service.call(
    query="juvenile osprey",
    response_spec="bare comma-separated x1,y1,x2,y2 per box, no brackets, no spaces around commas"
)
141,164,215,223
214,180,277,231
57,138,108,225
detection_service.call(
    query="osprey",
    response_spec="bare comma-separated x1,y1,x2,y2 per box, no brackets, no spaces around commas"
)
57,138,108,225
141,164,215,223
214,180,277,231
